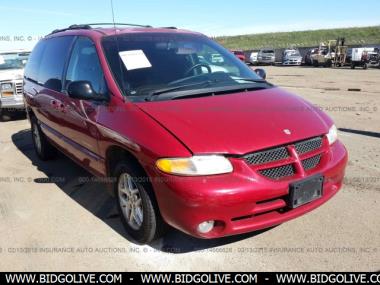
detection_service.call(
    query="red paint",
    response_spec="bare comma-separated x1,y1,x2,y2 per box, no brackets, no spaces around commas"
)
231,50,246,62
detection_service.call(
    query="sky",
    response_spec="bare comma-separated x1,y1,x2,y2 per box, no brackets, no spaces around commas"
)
0,0,379,50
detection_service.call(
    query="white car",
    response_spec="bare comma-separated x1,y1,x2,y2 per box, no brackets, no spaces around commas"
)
211,53,224,64
248,51,259,65
282,49,302,66
0,50,30,115
198,55,229,73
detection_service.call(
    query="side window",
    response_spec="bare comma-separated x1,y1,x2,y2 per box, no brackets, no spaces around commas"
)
65,37,106,96
38,36,74,92
24,40,46,82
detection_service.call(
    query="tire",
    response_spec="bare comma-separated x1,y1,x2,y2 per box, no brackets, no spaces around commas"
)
113,161,166,244
30,117,56,160
351,63,355,69
313,61,319,67
363,63,368,70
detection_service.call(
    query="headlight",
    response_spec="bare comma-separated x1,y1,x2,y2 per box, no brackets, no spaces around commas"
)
1,82,13,91
156,155,233,176
326,124,338,145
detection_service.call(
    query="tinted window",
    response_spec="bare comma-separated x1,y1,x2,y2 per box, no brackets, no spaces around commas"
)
65,37,106,96
24,40,46,82
38,36,74,91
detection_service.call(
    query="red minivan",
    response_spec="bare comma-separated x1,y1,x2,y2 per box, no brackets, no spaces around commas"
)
23,24,348,244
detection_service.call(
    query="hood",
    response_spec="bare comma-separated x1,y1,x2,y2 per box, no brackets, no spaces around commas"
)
0,69,23,82
136,88,332,155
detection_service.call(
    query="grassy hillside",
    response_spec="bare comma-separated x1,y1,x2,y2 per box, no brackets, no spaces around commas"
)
215,26,380,50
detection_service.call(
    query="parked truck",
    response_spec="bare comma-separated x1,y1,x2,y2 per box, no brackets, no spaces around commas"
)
0,50,30,118
351,47,380,69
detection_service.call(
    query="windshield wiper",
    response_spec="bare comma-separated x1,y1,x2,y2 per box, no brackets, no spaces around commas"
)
146,80,213,101
169,84,269,101
232,77,267,83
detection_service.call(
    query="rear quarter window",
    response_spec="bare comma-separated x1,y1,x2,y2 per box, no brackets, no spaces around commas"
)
38,36,74,91
24,40,46,82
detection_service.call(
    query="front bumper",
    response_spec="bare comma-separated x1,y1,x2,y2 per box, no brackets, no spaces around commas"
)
0,96,25,109
258,59,275,64
149,140,348,239
283,60,302,66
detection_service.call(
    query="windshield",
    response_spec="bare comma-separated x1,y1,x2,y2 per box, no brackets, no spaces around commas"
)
285,50,301,57
261,50,274,54
102,33,263,101
0,52,30,70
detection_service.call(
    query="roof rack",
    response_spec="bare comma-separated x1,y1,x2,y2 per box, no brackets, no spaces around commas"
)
49,23,152,35
86,23,152,28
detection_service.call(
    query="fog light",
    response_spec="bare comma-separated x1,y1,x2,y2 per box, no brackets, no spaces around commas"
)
197,221,214,234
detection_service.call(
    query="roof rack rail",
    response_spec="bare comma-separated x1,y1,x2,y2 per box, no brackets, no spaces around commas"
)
160,26,177,29
49,24,92,35
49,23,152,35
85,23,152,28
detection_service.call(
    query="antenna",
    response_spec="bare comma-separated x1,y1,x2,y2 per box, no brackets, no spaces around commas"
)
110,0,116,30
110,0,128,99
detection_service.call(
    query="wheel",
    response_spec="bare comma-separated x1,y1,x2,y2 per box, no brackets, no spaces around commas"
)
363,63,368,70
0,108,11,121
114,161,166,244
30,117,56,160
313,61,319,67
325,60,332,68
351,63,355,69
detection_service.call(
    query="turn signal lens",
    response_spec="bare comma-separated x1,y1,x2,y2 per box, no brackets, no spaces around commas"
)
156,155,233,176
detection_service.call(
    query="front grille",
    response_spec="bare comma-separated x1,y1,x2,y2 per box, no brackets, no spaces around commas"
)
244,147,289,165
259,164,295,179
15,82,23,95
244,136,325,180
302,154,322,170
295,136,323,155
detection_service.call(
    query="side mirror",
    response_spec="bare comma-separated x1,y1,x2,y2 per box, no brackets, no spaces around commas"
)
254,68,267,80
67,81,108,101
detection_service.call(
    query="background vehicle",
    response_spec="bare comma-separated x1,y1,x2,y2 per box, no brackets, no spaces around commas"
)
351,47,379,69
247,51,259,65
345,48,353,65
0,50,30,118
282,49,302,66
231,50,246,62
257,49,276,65
197,55,229,73
211,53,224,63
303,48,318,66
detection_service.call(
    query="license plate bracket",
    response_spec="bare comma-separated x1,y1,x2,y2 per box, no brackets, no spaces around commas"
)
288,174,324,208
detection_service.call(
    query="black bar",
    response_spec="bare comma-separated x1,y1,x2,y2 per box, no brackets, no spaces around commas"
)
0,272,379,284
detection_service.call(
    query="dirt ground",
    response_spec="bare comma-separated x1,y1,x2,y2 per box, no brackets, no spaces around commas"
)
0,66,379,271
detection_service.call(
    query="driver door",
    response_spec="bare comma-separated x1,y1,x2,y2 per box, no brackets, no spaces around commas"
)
59,36,107,175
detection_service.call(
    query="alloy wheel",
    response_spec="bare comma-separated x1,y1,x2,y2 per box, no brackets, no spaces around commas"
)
118,173,144,230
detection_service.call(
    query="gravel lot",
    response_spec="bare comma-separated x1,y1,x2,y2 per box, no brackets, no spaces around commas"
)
0,66,379,271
